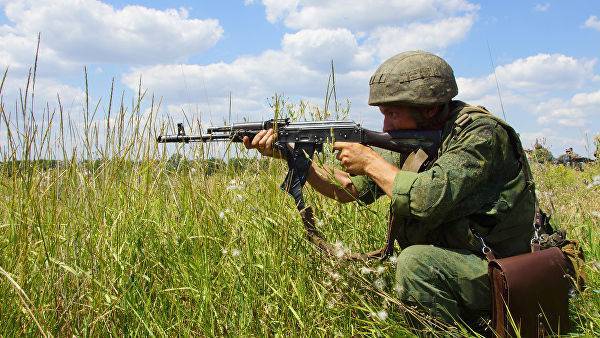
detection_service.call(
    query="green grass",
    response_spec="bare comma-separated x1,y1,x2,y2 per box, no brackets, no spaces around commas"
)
0,78,598,336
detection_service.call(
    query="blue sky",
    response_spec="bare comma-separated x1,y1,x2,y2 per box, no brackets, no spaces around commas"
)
0,0,599,156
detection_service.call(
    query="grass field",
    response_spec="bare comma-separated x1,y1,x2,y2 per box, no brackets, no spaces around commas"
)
0,82,598,336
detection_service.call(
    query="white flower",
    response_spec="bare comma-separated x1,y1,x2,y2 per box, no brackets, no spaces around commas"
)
592,211,600,219
360,266,372,275
235,194,244,201
231,248,241,257
219,211,225,219
374,278,385,290
376,266,386,275
334,240,347,258
226,179,245,191
370,310,388,321
588,176,600,189
329,272,341,281
222,249,228,255
388,255,398,264
316,220,324,227
376,310,388,321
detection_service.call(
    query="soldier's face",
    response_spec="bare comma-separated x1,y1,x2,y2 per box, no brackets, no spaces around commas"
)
379,105,418,131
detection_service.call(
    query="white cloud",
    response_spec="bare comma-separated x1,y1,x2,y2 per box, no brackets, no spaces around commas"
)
458,54,597,101
282,28,372,72
258,0,477,31
122,50,331,120
455,53,599,152
456,75,495,101
533,3,550,12
1,0,223,68
584,15,600,31
366,15,475,60
572,90,600,106
494,54,596,92
1,75,84,110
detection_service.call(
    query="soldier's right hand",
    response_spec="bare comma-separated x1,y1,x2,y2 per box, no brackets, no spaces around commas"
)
242,128,285,159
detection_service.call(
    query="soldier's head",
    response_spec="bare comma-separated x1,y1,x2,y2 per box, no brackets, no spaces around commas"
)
369,51,458,131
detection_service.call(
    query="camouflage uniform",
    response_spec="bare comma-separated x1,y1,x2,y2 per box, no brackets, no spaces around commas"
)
350,101,536,324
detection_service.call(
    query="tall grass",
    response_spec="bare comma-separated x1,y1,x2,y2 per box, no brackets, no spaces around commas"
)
0,68,598,336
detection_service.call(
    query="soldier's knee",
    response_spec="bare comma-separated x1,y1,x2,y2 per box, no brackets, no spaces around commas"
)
395,245,439,295
396,245,432,272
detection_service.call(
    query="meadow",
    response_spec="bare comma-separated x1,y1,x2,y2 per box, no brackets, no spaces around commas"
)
0,75,598,337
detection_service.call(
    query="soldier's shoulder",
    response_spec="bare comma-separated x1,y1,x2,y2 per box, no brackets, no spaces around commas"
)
451,103,503,134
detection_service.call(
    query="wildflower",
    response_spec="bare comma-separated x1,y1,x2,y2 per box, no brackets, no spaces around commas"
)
587,175,600,189
360,266,372,275
227,179,245,191
376,310,388,321
388,255,398,264
374,278,385,290
329,272,341,281
219,211,225,219
235,194,244,201
591,211,600,219
231,248,241,257
334,240,347,258
222,249,228,255
376,266,386,275
316,220,324,227
369,310,388,321
393,283,404,294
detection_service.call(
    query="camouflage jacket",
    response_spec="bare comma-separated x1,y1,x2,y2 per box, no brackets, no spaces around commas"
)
350,101,536,258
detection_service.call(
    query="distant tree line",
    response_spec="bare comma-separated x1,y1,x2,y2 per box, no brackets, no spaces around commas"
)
0,156,273,176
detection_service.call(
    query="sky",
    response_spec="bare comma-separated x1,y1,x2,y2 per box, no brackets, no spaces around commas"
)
0,0,599,157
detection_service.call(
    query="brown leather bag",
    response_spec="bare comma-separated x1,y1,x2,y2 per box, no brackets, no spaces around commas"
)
488,246,572,337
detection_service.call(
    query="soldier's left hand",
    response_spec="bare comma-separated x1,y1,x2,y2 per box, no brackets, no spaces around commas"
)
333,142,380,175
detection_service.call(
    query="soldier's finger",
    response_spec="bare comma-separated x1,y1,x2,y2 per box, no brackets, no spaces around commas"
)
243,136,251,149
251,130,268,147
332,142,350,150
265,133,277,148
258,129,273,148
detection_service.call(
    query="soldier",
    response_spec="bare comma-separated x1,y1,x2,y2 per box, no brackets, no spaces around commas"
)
244,51,536,329
530,138,553,163
557,147,585,171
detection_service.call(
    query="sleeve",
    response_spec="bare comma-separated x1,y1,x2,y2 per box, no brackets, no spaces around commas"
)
390,118,504,225
349,147,404,205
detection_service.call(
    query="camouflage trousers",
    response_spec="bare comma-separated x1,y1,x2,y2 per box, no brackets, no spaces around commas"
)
395,245,490,325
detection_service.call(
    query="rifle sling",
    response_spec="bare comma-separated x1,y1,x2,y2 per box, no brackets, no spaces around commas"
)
291,148,429,261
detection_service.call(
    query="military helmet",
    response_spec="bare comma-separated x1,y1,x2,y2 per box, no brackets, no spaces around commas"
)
368,51,458,106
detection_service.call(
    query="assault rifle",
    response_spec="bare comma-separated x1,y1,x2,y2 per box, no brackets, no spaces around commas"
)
157,119,441,153
157,118,442,259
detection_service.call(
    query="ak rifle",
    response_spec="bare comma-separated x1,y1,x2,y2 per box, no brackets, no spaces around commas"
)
157,118,441,155
157,118,442,260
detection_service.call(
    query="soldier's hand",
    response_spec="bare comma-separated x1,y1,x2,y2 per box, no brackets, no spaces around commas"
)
242,129,285,159
333,142,380,175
